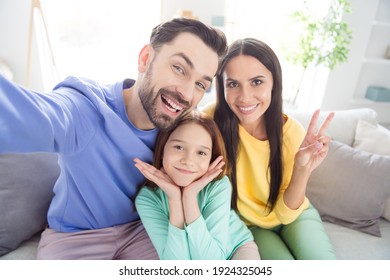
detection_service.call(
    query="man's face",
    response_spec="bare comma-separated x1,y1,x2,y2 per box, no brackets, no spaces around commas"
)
138,32,219,131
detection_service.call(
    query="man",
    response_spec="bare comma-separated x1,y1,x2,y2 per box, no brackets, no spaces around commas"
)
0,18,227,259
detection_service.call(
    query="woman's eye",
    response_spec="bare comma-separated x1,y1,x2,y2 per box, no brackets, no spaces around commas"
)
253,79,263,86
198,151,207,156
226,81,238,88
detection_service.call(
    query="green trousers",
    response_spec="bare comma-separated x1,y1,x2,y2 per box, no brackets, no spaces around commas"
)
250,204,336,260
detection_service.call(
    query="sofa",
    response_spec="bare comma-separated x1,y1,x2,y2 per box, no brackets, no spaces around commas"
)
0,108,389,260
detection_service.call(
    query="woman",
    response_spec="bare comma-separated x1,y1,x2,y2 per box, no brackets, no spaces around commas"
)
134,111,260,260
204,38,336,259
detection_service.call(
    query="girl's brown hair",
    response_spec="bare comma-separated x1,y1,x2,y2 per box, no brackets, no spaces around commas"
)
147,110,229,189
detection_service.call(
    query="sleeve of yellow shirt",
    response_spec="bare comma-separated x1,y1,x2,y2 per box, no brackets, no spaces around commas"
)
273,116,309,225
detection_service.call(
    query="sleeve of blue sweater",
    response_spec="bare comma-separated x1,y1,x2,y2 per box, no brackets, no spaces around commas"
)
0,75,98,155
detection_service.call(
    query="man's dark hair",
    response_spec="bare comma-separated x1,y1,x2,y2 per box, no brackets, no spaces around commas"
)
150,17,227,59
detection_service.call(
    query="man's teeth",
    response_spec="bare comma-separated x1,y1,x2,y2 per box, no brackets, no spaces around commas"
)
239,104,258,111
163,96,183,112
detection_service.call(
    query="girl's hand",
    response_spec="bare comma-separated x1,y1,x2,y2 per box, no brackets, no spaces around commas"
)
133,158,181,199
295,109,334,172
183,155,225,197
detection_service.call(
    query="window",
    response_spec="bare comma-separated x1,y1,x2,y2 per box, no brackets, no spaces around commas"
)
42,0,162,85
224,0,332,110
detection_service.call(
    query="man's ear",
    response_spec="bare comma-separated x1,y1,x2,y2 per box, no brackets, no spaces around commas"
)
138,44,153,73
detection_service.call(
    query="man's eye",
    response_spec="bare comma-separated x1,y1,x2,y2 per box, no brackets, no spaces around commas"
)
174,65,184,74
196,82,206,90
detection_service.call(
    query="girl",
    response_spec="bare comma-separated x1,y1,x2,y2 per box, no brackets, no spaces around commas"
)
204,38,336,259
134,111,260,260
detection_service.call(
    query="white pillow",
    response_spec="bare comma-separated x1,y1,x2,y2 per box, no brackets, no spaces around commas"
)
352,119,390,221
353,119,390,156
288,108,378,146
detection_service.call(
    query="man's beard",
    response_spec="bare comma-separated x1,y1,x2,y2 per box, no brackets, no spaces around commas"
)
138,68,191,131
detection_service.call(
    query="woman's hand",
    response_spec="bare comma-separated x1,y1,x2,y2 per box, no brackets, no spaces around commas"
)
133,158,181,199
295,109,334,173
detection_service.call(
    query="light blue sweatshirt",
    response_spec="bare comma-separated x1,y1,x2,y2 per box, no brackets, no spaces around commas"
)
136,176,254,260
0,75,158,232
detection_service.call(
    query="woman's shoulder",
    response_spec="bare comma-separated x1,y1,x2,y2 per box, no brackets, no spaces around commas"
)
283,113,306,145
284,113,305,134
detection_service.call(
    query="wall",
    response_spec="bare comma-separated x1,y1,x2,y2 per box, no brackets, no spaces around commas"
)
0,0,44,91
161,0,225,25
321,0,390,125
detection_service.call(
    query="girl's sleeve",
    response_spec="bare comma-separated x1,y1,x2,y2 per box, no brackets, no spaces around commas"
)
0,75,98,155
135,187,191,260
184,176,232,259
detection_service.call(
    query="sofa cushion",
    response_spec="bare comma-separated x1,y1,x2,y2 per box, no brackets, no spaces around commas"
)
288,108,378,146
352,120,390,221
353,119,390,156
306,141,390,237
0,153,59,256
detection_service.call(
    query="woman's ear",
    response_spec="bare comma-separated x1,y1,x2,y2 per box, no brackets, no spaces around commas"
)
138,44,153,73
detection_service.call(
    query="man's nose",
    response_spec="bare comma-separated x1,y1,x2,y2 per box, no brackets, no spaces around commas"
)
176,82,195,102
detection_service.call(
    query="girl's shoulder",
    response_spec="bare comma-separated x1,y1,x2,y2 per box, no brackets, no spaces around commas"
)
202,176,231,195
136,186,166,205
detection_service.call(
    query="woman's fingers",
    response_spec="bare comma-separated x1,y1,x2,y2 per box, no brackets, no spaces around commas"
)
317,112,335,137
306,110,335,138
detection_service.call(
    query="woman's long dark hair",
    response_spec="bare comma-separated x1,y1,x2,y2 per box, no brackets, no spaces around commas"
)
214,38,284,212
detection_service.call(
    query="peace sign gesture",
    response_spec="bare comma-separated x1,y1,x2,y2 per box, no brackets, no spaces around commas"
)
295,109,335,172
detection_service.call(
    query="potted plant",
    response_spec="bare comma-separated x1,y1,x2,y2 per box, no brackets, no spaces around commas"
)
286,0,352,105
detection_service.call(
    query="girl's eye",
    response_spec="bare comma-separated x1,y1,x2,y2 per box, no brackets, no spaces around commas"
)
198,151,208,156
173,145,183,151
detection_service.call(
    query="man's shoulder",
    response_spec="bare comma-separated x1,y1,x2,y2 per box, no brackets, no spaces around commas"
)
52,76,121,106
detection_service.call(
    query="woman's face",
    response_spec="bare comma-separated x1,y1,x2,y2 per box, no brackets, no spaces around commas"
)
162,122,212,187
222,54,273,129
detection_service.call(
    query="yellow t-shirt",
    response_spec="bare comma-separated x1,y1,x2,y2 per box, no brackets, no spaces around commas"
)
202,103,309,228
236,118,309,228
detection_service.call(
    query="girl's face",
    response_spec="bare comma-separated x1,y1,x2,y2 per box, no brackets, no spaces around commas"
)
162,122,212,187
222,54,273,130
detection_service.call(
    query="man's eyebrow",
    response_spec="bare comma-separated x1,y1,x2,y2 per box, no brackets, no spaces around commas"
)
174,52,194,69
174,52,213,83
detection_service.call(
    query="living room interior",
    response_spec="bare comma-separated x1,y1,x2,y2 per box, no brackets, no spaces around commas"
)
0,0,389,260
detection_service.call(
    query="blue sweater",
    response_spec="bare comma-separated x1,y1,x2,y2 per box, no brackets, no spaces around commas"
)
0,75,158,232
